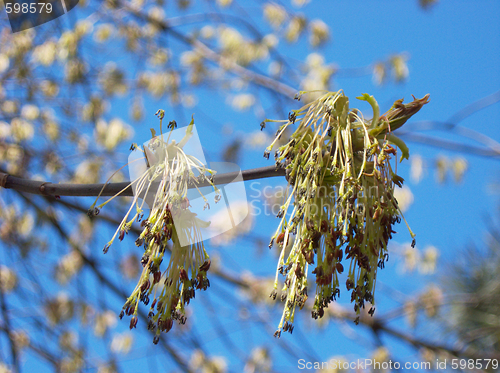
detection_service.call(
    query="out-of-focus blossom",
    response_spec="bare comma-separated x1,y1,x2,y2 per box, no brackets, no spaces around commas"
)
309,19,329,47
21,104,39,120
244,347,272,373
372,62,387,85
420,284,443,317
189,349,227,373
452,157,467,183
410,154,424,184
94,24,114,42
436,155,448,184
217,0,232,7
40,80,59,97
56,250,84,284
32,41,56,66
45,293,74,325
111,332,133,354
73,159,101,184
421,245,439,274
230,94,255,111
11,117,34,141
94,311,118,337
285,15,306,43
209,202,254,246
0,54,10,73
94,118,133,151
0,266,17,293
393,185,414,213
390,54,409,82
263,3,287,29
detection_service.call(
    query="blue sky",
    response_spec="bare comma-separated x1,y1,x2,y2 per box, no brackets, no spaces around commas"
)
3,1,500,372
194,1,500,370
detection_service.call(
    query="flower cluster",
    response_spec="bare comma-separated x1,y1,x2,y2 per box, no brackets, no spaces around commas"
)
264,91,429,336
90,113,219,343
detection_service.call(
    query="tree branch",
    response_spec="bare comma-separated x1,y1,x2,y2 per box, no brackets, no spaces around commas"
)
0,165,285,197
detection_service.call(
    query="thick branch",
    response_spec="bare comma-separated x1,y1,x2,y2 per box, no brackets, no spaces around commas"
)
0,165,285,197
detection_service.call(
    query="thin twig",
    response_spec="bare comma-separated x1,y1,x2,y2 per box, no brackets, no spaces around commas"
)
0,287,20,373
398,132,500,158
447,90,500,125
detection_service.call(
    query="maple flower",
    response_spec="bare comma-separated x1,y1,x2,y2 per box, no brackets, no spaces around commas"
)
91,113,219,343
263,90,428,336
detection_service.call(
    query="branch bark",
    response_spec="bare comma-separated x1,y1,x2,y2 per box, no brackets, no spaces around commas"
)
0,165,285,197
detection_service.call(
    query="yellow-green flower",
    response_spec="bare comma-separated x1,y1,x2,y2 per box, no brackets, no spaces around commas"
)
91,114,219,343
264,91,428,336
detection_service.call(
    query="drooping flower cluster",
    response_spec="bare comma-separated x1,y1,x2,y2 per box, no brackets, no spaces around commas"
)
90,113,219,343
264,91,429,336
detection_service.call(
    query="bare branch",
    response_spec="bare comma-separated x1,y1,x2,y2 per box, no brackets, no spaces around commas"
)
0,165,285,197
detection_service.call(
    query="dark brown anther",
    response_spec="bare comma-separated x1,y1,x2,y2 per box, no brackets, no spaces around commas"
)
304,250,314,265
276,232,286,246
179,268,189,281
295,265,303,279
335,248,343,261
311,230,321,249
301,239,311,253
119,230,125,241
269,289,278,300
336,262,344,274
326,251,335,264
153,271,162,284
345,246,352,259
355,286,363,298
199,260,211,272
320,220,329,233
346,278,354,290
155,233,161,245
140,279,150,293
312,266,323,277
129,316,138,329
165,318,173,332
